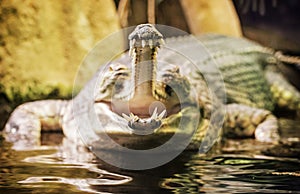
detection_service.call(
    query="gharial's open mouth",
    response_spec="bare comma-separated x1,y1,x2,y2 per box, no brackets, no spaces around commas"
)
121,107,166,131
95,99,169,133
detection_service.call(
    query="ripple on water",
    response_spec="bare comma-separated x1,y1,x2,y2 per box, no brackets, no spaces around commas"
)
0,136,132,194
161,153,300,193
1,118,300,193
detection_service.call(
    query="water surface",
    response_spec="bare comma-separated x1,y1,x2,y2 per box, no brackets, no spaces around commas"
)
0,118,300,193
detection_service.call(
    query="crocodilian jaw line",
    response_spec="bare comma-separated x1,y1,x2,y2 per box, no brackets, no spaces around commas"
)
122,25,166,132
122,107,166,129
128,37,165,57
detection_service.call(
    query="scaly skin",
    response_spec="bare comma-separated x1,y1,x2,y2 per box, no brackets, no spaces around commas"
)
3,24,300,151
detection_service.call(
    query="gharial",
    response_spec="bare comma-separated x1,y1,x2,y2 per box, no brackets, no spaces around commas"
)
3,24,300,151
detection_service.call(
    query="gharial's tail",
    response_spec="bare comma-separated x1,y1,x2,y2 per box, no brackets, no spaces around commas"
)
274,51,300,68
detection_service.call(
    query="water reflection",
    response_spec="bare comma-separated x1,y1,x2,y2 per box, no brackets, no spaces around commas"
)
161,153,300,193
0,118,300,193
0,134,131,194
160,118,300,193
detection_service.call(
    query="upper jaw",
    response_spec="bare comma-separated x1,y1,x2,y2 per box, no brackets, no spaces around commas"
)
128,24,165,56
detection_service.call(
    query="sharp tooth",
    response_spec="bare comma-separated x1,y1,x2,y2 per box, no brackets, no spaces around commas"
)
129,40,133,48
142,40,146,48
129,112,139,121
129,112,135,118
122,113,131,121
149,39,153,49
132,39,136,46
133,115,139,121
150,107,158,120
129,39,136,57
159,39,165,46
130,120,134,125
158,109,166,120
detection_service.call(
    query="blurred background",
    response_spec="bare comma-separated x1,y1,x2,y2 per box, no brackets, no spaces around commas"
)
0,0,299,128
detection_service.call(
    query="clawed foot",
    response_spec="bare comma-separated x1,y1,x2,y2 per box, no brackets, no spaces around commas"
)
122,107,166,133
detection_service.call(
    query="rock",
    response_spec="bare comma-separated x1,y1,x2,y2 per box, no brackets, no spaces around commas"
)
180,0,242,36
117,0,242,37
0,0,120,128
